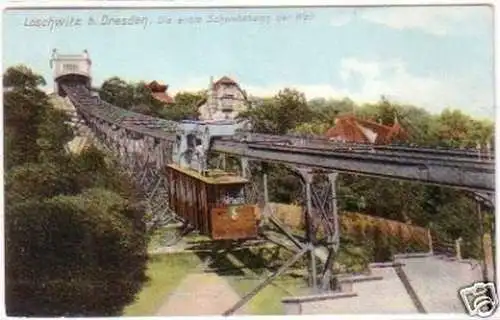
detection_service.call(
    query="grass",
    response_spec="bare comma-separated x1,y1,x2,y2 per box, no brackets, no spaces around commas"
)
226,275,305,315
123,244,299,316
125,227,370,316
123,252,201,316
218,247,307,315
148,226,211,251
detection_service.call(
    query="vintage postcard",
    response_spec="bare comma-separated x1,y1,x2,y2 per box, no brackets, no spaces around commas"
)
2,1,497,318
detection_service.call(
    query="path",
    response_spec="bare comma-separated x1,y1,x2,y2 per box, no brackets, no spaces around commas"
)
396,255,482,313
155,272,248,316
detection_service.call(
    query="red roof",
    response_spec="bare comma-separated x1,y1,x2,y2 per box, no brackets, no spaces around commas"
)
325,114,408,144
146,80,168,93
145,80,174,104
152,92,175,104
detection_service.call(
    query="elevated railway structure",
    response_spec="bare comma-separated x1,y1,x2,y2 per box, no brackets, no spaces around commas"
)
50,50,495,315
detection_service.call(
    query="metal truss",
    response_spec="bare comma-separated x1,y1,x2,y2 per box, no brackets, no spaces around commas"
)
74,107,182,239
220,156,342,315
240,157,267,206
212,137,495,193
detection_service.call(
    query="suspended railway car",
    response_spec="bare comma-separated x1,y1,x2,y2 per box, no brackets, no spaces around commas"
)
165,164,260,240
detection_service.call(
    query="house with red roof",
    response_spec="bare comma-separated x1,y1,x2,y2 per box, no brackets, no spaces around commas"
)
325,114,408,144
145,80,175,104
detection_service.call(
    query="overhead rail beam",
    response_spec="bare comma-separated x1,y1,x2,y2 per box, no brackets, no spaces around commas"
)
211,138,495,193
59,83,495,193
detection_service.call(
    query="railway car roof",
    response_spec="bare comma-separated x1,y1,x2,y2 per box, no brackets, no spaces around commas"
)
166,164,249,185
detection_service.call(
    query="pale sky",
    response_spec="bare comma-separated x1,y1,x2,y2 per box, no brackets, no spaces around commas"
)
3,5,496,119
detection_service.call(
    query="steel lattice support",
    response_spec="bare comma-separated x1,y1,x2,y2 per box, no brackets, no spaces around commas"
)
73,109,179,235
240,157,267,207
222,160,342,315
293,168,340,292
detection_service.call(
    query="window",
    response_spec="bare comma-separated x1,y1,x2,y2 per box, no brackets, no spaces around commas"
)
62,63,78,73
221,187,245,206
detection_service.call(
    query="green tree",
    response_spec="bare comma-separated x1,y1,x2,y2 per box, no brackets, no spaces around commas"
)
131,81,165,115
430,109,475,148
3,65,46,88
395,104,434,145
5,161,79,204
4,66,148,316
36,107,74,163
98,78,204,120
376,96,397,126
309,97,354,127
291,121,330,136
239,88,312,134
4,65,53,169
466,119,494,149
159,91,204,121
99,77,134,109
356,96,399,126
6,189,147,316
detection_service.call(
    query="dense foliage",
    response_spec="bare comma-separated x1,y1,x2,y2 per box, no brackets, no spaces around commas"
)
99,76,203,120
240,89,494,260
4,66,148,316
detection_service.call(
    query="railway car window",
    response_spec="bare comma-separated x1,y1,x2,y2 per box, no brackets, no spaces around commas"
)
175,135,182,150
187,133,196,148
221,187,245,206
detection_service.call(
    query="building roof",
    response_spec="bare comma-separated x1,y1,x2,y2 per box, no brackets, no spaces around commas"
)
145,80,175,104
146,80,168,93
213,76,238,89
325,114,408,144
166,164,249,185
152,92,175,104
197,76,248,107
212,77,246,99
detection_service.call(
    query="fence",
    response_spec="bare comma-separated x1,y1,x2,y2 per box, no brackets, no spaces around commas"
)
268,203,471,262
269,203,431,253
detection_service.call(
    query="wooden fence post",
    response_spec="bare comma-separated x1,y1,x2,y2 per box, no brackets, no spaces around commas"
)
427,225,433,255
